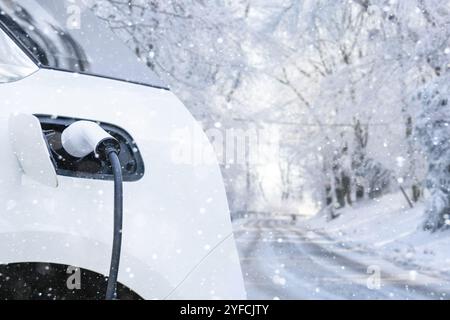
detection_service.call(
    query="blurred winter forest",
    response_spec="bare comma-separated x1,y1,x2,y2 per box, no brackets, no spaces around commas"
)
90,0,450,231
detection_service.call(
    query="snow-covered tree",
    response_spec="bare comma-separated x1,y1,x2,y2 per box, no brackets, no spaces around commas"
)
416,76,450,231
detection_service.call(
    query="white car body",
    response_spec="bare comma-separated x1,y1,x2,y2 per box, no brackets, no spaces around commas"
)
0,1,245,300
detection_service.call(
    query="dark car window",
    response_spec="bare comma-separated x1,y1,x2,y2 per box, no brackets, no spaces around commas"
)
0,0,167,89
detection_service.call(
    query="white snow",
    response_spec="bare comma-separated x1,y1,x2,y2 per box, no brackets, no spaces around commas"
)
234,195,450,299
299,192,450,276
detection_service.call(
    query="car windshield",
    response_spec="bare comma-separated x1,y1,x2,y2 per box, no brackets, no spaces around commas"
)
0,0,167,89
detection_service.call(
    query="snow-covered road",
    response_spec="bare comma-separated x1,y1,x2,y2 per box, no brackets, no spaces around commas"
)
234,218,450,300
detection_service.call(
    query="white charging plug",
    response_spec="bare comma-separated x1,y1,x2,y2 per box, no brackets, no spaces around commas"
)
61,120,120,158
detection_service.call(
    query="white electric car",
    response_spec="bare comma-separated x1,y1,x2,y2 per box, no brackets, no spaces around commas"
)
0,0,245,300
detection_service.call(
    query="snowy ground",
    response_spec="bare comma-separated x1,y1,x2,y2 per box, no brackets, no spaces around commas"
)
233,193,450,299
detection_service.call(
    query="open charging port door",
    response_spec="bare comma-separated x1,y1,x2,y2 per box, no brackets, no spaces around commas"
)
9,113,58,188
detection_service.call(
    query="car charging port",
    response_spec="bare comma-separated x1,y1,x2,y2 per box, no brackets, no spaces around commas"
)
35,115,145,182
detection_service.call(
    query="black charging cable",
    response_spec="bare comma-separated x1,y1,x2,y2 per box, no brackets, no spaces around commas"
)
45,120,126,300
102,144,123,300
